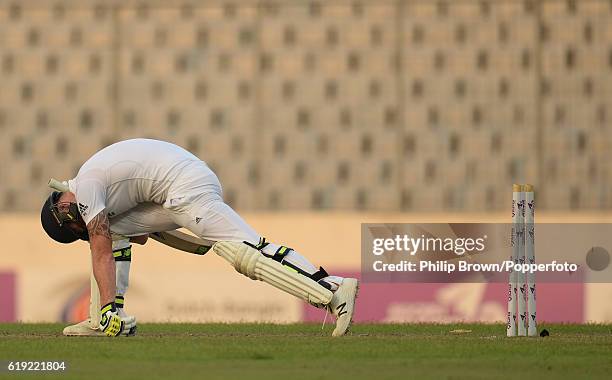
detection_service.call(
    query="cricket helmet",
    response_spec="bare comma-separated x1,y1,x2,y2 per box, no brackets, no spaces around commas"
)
40,191,89,243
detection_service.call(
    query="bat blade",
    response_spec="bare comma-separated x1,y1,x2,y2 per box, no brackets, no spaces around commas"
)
150,230,212,255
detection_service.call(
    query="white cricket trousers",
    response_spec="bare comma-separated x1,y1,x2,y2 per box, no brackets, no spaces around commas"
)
163,161,342,289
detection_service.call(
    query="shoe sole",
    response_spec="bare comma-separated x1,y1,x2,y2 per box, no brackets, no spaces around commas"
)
63,328,106,337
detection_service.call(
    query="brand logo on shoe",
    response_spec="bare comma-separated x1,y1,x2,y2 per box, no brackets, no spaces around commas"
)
195,217,202,224
336,302,347,316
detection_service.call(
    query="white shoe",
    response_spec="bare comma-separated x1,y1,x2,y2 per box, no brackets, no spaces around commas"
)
62,319,105,337
63,317,137,337
329,278,359,337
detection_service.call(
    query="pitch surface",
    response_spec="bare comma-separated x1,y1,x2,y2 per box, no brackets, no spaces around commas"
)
1,323,611,379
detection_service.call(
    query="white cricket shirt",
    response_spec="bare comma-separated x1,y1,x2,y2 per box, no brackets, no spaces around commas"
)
67,139,216,230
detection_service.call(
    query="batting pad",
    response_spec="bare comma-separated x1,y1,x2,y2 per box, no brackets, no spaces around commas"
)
213,241,333,307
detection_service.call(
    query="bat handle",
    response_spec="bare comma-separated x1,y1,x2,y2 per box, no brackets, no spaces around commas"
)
48,178,70,192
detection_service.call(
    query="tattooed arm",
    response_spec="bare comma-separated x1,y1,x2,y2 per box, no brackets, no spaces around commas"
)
87,211,116,306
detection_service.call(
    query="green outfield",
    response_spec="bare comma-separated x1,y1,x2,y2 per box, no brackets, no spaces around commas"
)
1,323,611,380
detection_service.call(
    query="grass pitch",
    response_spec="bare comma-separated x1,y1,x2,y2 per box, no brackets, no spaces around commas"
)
1,323,611,379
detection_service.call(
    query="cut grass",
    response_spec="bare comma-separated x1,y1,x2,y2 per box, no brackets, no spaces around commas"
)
0,323,611,380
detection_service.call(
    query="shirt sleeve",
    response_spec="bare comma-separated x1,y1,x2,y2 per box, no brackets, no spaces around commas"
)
74,178,107,225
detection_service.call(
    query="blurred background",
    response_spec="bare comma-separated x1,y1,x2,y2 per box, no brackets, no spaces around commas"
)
1,0,612,325
1,0,612,212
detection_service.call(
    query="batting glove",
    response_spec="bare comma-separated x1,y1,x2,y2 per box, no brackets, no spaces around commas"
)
119,310,137,336
99,302,124,337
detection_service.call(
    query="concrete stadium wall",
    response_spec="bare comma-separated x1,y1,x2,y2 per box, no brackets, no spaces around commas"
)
0,0,611,212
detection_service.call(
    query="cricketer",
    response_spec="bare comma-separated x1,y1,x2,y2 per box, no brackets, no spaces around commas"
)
40,138,358,337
